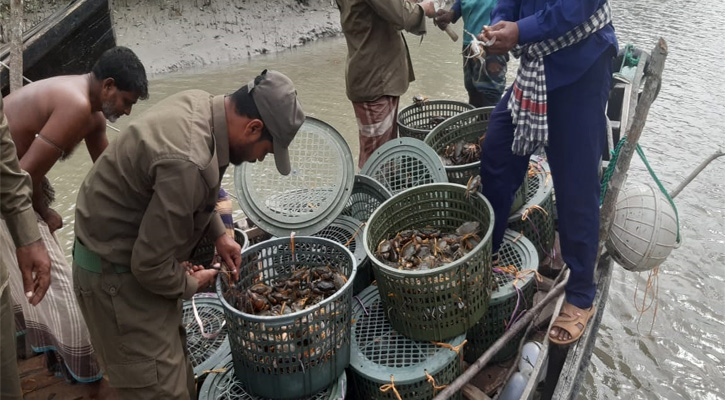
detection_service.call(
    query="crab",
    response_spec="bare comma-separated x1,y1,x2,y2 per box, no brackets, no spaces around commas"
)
465,175,482,199
413,94,429,106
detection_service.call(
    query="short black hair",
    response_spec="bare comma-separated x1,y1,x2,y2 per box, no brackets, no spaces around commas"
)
92,46,149,100
229,82,272,140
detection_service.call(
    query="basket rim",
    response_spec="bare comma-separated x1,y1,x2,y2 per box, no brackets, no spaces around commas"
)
507,156,553,221
423,106,495,173
398,99,475,129
362,182,494,277
350,285,466,384
215,236,357,323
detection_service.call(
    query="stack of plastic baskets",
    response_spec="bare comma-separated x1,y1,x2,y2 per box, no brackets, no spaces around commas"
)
424,107,528,214
464,230,539,364
507,156,555,261
182,296,231,377
216,237,357,399
198,355,347,400
363,183,494,341
398,99,475,140
349,286,465,400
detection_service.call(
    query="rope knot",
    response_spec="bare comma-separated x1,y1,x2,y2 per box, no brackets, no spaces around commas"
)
379,374,402,400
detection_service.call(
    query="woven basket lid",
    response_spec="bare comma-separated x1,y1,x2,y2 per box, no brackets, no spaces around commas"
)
360,137,448,196
198,355,347,400
350,285,466,384
182,296,230,377
340,174,392,222
234,117,354,237
312,215,368,268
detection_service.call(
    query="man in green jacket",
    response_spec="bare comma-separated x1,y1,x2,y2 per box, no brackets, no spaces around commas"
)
72,69,304,399
336,0,437,168
0,96,51,400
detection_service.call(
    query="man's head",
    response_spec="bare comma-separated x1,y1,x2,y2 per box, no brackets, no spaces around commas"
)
227,70,305,174
92,46,148,122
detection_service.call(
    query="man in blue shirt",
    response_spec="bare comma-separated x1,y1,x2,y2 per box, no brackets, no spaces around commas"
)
435,0,508,107
477,0,617,345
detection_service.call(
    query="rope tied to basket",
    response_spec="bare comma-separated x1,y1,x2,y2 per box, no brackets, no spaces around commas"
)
379,374,403,400
198,367,228,375
520,204,554,259
192,296,226,339
424,369,448,393
430,339,468,355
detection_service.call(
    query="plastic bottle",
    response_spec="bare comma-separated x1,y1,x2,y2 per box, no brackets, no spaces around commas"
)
518,341,547,384
497,371,528,400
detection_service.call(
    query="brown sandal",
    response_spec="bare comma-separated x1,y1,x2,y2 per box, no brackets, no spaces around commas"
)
549,302,595,345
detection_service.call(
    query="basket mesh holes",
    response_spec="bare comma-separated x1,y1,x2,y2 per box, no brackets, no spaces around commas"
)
372,155,437,195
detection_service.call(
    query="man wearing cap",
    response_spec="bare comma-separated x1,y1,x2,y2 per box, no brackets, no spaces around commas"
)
71,69,305,399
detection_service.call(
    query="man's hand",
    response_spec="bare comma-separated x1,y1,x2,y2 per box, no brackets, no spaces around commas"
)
190,268,218,293
480,21,519,54
40,208,63,233
16,239,51,306
418,0,437,18
434,9,454,31
214,234,241,282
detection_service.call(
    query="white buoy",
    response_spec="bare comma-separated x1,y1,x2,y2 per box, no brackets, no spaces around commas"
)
606,183,679,272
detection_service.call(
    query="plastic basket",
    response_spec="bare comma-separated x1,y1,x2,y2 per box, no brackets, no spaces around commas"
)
190,228,249,268
341,174,392,223
198,355,347,400
360,138,448,196
507,157,555,261
363,183,494,341
235,117,355,237
311,216,369,296
182,296,231,377
398,100,475,140
349,285,464,400
216,237,357,399
423,107,527,214
464,230,539,364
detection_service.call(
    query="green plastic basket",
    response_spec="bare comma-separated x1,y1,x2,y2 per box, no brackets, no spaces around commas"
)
423,107,527,214
464,230,539,364
182,296,231,377
198,355,347,400
216,237,357,399
398,99,475,140
507,157,555,261
349,285,464,400
360,138,448,196
341,174,392,223
189,228,249,268
363,183,494,341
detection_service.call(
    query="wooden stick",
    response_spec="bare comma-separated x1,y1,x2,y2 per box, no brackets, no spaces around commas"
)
596,38,668,268
432,273,569,400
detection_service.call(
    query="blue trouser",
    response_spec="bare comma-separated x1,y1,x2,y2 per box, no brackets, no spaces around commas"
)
480,50,613,309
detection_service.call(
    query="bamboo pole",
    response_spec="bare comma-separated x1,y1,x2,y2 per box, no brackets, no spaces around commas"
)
595,38,668,267
432,273,570,400
9,0,23,92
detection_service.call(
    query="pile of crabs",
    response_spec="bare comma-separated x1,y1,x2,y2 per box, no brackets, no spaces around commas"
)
439,140,481,166
374,221,482,270
229,265,348,316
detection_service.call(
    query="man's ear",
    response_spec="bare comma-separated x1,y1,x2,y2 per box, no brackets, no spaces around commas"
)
102,78,116,92
246,118,264,140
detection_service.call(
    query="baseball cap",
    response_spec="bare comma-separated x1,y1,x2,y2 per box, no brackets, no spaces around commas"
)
247,69,305,175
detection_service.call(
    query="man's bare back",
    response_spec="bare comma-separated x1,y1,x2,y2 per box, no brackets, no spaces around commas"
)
1,46,148,232
4,75,107,161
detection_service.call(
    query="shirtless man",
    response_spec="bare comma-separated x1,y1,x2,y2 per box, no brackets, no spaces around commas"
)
3,45,148,231
0,46,147,396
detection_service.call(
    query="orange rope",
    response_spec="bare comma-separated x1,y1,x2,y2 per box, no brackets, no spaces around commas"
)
379,374,403,400
633,266,660,335
345,222,366,247
424,369,448,392
521,204,548,221
430,339,467,355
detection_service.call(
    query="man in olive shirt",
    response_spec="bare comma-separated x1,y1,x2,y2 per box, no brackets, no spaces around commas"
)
336,0,437,168
0,97,52,400
72,70,304,399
